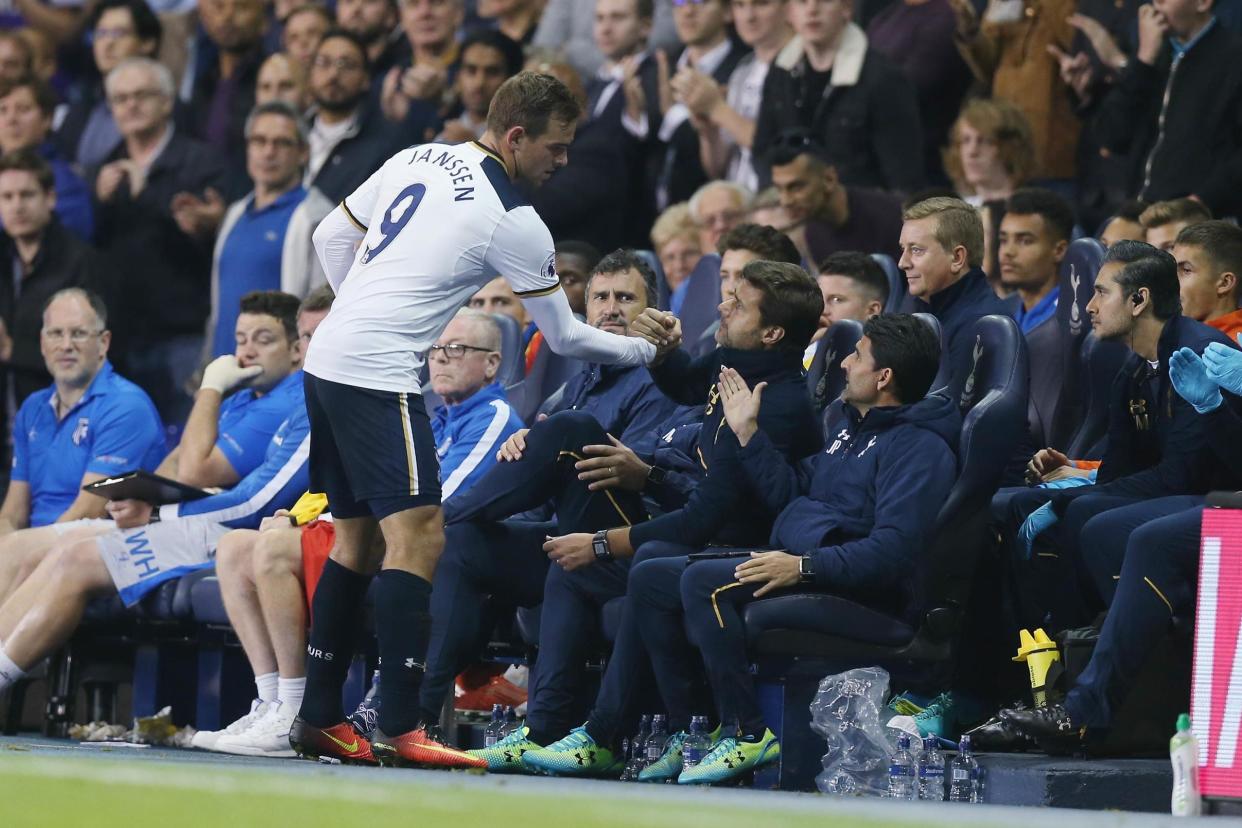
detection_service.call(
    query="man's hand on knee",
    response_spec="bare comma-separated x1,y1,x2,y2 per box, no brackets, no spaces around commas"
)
497,428,530,462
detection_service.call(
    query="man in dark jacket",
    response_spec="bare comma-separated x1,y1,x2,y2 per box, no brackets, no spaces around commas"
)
1009,241,1242,630
899,196,1007,402
752,4,922,193
305,30,418,204
92,57,229,423
507,258,823,775
413,250,690,731
1092,0,1242,217
638,313,956,784
0,151,101,404
1003,338,1242,751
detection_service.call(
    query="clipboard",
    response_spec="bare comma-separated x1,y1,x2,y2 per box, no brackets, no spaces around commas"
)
82,471,210,505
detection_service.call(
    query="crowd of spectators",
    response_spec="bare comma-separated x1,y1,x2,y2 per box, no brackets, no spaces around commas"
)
0,0,1237,785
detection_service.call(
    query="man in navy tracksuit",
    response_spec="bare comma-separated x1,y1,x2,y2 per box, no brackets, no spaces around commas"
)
625,314,957,785
494,259,824,774
900,197,1007,400
1009,242,1242,631
1003,327,1242,751
415,251,689,726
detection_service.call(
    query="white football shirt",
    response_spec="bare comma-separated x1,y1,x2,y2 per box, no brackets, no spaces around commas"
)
305,141,563,393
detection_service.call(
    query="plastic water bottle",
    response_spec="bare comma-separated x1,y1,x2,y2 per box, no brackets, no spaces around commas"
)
625,715,652,778
887,733,917,800
502,706,519,737
619,739,634,781
645,714,670,764
1170,713,1202,816
483,704,504,747
682,716,711,769
948,735,979,803
917,736,945,801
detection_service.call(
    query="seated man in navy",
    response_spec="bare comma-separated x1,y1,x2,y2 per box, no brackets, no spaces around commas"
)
899,196,1007,401
0,290,307,603
481,258,824,772
0,288,164,600
521,314,956,783
1009,241,1242,631
414,250,690,729
1002,330,1242,751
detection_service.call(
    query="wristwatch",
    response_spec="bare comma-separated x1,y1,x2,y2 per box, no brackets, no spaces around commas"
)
592,530,614,563
646,465,667,486
799,555,814,584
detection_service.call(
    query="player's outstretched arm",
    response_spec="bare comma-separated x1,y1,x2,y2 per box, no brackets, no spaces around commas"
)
522,289,656,366
312,205,366,292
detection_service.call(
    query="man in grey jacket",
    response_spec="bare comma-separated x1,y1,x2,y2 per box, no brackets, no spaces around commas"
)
206,101,332,359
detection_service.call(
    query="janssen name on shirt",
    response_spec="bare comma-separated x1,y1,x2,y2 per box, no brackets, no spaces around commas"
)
408,146,475,202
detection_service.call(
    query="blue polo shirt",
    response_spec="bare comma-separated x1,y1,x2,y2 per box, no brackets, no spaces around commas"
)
1012,286,1060,335
211,187,307,357
216,369,306,478
12,361,166,527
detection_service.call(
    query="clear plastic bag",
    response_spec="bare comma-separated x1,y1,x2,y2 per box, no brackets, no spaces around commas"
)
810,666,897,797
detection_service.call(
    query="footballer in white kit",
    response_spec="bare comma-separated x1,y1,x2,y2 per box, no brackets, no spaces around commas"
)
291,73,655,769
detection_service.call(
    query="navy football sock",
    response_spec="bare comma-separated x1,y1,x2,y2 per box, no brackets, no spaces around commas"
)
374,568,433,735
299,559,372,727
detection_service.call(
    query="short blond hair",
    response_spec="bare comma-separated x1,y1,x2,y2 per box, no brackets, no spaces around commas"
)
650,202,699,251
903,197,984,269
1138,197,1212,230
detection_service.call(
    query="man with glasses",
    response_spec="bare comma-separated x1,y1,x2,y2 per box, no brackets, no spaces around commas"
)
205,102,333,359
0,288,163,576
306,29,411,203
194,305,524,758
92,56,228,424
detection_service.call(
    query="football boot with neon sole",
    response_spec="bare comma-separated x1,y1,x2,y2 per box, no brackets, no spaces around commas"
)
467,726,543,773
520,726,621,777
677,730,780,785
371,725,488,769
289,716,377,765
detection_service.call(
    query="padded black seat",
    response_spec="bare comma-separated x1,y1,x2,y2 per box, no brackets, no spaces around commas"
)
491,312,526,388
678,254,721,357
190,574,229,625
871,253,905,314
744,315,1030,673
1047,238,1106,449
600,596,624,643
744,595,915,651
806,319,863,412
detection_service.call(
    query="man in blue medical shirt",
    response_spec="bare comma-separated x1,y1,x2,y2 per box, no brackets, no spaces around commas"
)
0,288,164,592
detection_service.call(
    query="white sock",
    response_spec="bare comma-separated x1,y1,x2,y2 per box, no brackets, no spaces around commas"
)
0,645,26,693
255,671,279,703
277,676,305,711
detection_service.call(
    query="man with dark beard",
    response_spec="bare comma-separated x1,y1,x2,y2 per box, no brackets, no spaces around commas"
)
304,29,413,203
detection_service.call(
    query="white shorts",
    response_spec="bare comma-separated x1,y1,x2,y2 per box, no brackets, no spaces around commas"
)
50,518,114,535
97,517,230,606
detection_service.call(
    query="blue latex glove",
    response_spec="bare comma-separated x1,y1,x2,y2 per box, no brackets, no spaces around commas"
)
1170,346,1223,413
1203,339,1242,397
1017,502,1059,560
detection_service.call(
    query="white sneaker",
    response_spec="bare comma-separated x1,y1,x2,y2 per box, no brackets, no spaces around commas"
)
191,700,270,751
214,700,297,757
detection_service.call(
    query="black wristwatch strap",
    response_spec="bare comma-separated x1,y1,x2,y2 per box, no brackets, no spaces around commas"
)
799,554,814,583
593,530,614,562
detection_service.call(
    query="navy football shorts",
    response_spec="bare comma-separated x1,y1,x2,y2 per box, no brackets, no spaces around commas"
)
304,373,442,520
